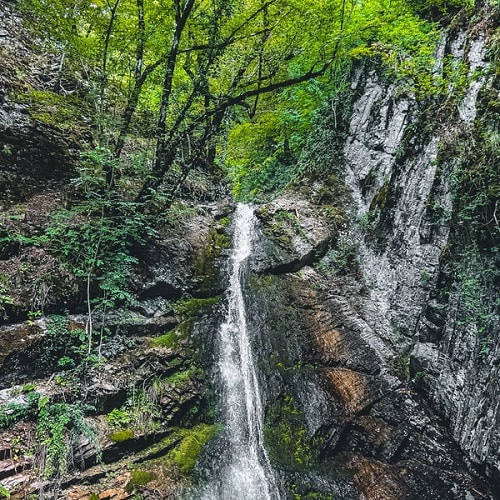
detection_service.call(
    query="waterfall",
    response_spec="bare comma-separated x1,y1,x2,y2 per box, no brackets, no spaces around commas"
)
200,203,279,500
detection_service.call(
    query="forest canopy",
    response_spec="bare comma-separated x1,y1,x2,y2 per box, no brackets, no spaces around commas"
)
20,0,471,202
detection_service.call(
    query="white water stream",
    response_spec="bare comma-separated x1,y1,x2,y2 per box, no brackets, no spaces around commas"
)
200,203,279,500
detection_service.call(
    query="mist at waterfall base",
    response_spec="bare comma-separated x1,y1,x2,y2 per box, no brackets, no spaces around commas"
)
195,204,280,500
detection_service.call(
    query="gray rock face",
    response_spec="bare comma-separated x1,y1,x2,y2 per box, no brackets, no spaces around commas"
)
253,195,337,273
0,2,81,201
246,264,493,498
342,27,499,484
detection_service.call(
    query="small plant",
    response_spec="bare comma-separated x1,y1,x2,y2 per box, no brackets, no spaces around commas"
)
315,235,358,277
22,383,36,393
39,315,87,373
0,391,41,430
0,484,10,499
0,273,14,320
107,408,131,430
420,270,431,284
123,388,162,434
35,401,99,479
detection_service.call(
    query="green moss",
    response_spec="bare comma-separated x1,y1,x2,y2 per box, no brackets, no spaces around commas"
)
261,209,312,247
165,367,204,388
194,225,231,290
290,482,334,499
369,183,391,213
152,296,222,350
264,394,321,471
125,469,157,493
89,494,99,500
151,330,177,348
109,428,135,443
15,90,84,129
218,216,230,227
170,424,216,474
173,296,222,317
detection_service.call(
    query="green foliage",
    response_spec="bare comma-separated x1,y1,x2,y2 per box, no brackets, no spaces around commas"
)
0,391,41,430
290,482,333,500
42,201,140,308
407,0,474,16
0,484,10,499
436,87,500,357
163,202,199,229
315,235,358,277
123,387,162,434
224,0,446,200
226,114,297,201
454,246,497,355
19,0,452,203
21,383,36,393
35,401,99,478
0,272,14,320
42,149,153,304
107,408,132,430
38,315,87,373
37,147,156,358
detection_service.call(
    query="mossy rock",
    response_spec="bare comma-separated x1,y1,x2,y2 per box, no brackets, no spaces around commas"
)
164,366,204,388
15,90,86,130
170,423,216,474
264,394,321,472
193,225,230,291
151,297,221,350
151,330,178,348
369,183,391,213
125,469,158,493
109,428,135,443
173,296,222,317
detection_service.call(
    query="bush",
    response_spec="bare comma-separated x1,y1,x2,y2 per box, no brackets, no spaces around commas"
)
36,401,99,478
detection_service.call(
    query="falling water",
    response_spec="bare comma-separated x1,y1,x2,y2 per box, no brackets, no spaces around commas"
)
199,203,279,500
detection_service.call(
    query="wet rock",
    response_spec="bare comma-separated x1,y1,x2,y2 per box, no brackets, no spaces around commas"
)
248,258,493,498
83,343,186,413
253,195,337,273
410,342,442,376
323,367,387,416
135,201,232,299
